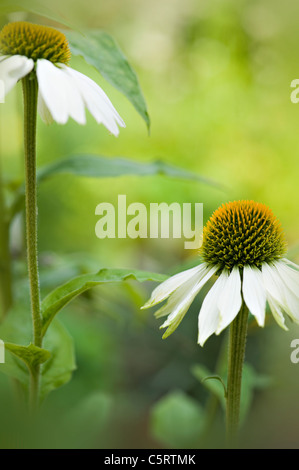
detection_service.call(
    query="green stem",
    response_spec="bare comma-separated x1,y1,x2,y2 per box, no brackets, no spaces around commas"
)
226,301,249,445
0,197,13,317
0,107,13,317
22,74,42,410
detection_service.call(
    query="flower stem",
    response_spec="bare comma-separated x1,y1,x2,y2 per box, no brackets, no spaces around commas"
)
0,194,13,317
22,74,42,410
226,301,249,445
0,108,13,318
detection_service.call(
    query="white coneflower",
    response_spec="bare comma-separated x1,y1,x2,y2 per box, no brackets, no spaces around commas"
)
0,21,125,135
142,200,299,346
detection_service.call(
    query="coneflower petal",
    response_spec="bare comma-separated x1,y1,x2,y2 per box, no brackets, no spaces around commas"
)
141,264,208,309
0,54,33,95
37,92,54,125
60,65,125,136
282,258,299,271
267,294,288,330
36,59,86,125
262,262,299,325
216,266,242,334
262,263,286,306
242,265,266,327
274,260,299,300
155,264,216,319
160,264,218,338
198,271,228,346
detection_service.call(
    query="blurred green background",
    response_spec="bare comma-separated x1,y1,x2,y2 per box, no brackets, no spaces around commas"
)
1,0,299,449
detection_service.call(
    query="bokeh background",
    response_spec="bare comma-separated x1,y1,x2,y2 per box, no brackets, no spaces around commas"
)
1,0,299,449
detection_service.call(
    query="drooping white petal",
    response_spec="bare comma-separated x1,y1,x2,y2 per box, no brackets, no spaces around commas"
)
198,271,228,346
154,275,201,319
216,266,242,334
160,275,208,338
267,294,288,330
273,267,299,323
59,65,125,136
0,55,34,95
242,265,266,326
160,264,218,338
37,92,54,125
141,264,207,309
262,263,286,306
282,258,299,271
36,59,86,125
156,264,218,318
281,285,299,323
262,262,299,326
274,260,299,300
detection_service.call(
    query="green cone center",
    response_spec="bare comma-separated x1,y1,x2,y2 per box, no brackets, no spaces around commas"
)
200,200,287,271
0,21,71,64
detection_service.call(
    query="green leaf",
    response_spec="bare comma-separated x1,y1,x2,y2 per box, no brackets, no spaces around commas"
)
5,342,50,371
0,302,76,399
41,268,167,336
150,390,204,448
0,0,77,29
66,30,150,129
36,154,219,186
0,303,34,386
9,155,221,222
40,318,76,400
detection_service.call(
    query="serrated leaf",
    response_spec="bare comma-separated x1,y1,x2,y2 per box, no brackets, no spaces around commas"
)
41,268,167,336
150,390,204,448
66,30,150,129
0,0,77,29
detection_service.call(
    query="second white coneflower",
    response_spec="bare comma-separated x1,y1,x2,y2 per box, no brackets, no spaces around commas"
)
143,200,299,344
0,21,125,135
142,200,299,442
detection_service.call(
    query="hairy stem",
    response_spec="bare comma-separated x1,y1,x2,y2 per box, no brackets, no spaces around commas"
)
0,197,13,317
226,301,249,445
0,107,13,317
22,74,42,411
